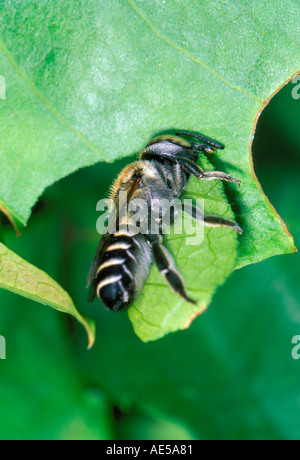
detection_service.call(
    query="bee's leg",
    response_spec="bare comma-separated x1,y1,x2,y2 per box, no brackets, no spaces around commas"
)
142,149,239,185
148,234,197,304
181,161,241,185
182,203,243,234
192,143,217,154
199,170,241,185
203,215,243,234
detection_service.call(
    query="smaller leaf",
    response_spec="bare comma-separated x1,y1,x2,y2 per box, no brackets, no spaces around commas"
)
0,242,95,348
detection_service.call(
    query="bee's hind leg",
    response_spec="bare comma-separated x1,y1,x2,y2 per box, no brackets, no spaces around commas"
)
148,234,196,304
182,203,243,234
203,214,243,234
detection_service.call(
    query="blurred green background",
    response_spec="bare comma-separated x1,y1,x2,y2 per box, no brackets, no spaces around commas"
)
0,80,299,440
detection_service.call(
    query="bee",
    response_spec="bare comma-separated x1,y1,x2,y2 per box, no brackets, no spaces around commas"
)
87,131,242,311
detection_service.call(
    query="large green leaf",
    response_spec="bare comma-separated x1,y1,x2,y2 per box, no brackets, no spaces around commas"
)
0,0,297,258
0,0,298,340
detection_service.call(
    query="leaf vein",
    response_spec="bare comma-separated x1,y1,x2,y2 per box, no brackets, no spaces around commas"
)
126,0,263,103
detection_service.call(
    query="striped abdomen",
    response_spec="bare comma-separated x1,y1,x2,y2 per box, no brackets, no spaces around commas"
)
95,231,152,311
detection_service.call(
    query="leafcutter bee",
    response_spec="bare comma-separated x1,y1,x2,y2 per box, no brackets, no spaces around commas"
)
87,131,242,311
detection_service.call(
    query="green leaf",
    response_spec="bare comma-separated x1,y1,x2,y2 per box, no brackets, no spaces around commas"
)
0,0,297,259
0,241,95,348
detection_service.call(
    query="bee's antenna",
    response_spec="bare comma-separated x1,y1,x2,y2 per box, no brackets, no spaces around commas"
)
176,131,225,150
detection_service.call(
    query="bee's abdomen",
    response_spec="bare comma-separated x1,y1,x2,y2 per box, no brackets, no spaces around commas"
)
95,233,151,311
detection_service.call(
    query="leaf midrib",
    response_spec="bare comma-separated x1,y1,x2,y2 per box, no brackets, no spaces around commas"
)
126,0,263,103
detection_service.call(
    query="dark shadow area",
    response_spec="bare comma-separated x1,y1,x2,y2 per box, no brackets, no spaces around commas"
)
253,80,300,175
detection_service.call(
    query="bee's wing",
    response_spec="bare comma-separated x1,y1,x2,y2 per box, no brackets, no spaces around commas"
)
87,171,143,303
